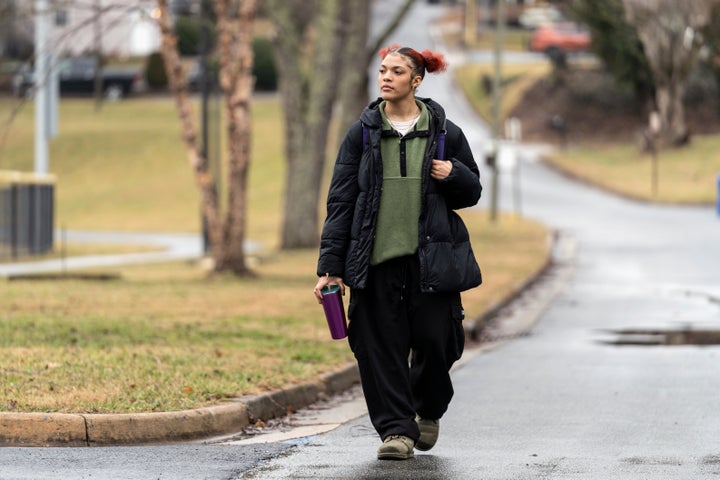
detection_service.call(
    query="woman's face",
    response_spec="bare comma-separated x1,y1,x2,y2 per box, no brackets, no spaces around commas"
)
378,52,421,102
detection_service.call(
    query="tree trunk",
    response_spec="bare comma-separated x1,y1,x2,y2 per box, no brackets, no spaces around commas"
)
267,0,344,249
335,1,371,138
655,81,689,146
268,0,417,249
622,0,720,146
156,0,256,276
214,0,257,274
335,0,417,143
282,0,342,248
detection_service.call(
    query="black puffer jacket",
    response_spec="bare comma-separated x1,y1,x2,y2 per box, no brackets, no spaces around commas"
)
317,97,482,292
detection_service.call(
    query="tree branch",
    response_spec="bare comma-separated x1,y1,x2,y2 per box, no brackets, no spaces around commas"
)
366,0,417,64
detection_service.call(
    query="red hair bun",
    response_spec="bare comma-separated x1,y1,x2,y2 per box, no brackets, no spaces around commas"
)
421,50,447,73
378,45,448,75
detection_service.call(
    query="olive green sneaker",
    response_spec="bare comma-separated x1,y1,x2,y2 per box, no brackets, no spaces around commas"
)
415,417,439,451
377,435,415,460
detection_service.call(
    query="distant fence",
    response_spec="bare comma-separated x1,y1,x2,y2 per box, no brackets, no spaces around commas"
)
0,171,55,260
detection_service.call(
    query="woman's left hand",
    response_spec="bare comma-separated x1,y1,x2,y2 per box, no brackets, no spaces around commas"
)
313,275,346,303
430,159,452,180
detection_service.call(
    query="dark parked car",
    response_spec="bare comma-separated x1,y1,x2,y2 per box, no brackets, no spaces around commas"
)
12,56,142,100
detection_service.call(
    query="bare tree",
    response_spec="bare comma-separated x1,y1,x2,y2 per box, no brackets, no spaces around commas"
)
265,0,345,249
335,0,417,140
266,0,417,249
622,0,720,146
156,0,257,275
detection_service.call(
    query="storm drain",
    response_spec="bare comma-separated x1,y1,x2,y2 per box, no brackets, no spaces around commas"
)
601,328,720,346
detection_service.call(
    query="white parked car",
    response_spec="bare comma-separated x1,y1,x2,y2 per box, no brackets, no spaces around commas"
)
519,6,563,29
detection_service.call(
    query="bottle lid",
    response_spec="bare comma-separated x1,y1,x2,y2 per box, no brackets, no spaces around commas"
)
321,284,340,295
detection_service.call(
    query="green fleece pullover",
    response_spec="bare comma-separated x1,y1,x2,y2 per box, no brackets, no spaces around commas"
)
370,100,430,265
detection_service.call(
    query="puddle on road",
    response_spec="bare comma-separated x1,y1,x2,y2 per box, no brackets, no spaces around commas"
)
600,328,720,346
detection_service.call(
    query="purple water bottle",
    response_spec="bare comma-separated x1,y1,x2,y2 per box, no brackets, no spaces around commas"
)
321,284,348,340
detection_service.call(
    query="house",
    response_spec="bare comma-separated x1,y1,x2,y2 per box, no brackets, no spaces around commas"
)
1,0,164,60
50,0,161,58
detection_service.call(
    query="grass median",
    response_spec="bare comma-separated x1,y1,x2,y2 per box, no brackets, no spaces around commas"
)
545,139,720,204
0,96,549,414
455,62,550,125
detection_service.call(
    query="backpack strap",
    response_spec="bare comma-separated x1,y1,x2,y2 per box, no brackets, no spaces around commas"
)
362,123,369,152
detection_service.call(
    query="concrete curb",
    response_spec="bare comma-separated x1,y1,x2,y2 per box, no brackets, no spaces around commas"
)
464,229,568,341
0,365,359,447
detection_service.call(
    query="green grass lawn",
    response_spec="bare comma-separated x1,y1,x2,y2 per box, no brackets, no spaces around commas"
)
454,62,549,125
0,212,547,414
1,98,199,232
546,138,720,204
0,95,287,245
0,95,550,414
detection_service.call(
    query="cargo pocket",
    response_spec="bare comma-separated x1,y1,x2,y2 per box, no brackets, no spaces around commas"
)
346,293,365,360
450,294,465,361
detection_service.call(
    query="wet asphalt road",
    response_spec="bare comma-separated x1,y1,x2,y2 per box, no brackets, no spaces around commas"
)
2,1,720,479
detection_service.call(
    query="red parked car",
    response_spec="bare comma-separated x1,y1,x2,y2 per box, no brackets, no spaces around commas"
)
529,22,591,56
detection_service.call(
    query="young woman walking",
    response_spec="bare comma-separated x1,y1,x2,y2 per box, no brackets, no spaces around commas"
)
314,45,482,460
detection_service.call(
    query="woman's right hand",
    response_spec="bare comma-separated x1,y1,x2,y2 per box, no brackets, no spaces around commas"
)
313,275,346,304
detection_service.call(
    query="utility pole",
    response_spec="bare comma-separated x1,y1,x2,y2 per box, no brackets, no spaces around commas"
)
489,0,506,223
464,0,477,47
94,0,104,111
34,0,50,175
33,0,57,256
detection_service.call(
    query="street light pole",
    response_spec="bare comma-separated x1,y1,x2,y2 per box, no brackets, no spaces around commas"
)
489,0,506,223
34,0,49,175
464,0,477,48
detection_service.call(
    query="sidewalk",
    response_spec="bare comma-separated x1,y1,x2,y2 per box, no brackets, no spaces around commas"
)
0,231,203,279
0,228,574,446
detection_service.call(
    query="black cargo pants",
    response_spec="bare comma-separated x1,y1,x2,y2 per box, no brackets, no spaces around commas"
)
347,254,465,442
